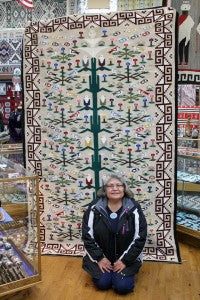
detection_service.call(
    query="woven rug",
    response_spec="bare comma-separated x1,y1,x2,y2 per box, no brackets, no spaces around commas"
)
0,38,22,74
24,7,181,262
0,0,79,29
171,0,200,84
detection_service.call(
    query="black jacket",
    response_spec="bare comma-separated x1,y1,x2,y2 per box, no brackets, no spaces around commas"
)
82,197,147,279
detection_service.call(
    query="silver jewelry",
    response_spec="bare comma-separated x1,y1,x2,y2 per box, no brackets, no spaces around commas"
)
110,212,117,219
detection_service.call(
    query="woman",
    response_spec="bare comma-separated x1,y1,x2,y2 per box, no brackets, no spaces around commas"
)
82,173,147,294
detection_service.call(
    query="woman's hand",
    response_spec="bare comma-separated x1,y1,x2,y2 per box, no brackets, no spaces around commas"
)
113,260,126,273
98,258,113,273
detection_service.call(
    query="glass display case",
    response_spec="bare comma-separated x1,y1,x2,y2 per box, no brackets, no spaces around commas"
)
0,143,24,166
177,94,200,245
177,152,200,246
0,156,41,297
177,154,200,215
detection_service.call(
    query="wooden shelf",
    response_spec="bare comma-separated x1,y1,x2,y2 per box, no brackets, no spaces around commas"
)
177,181,200,192
0,143,23,155
177,205,200,217
178,138,200,141
3,203,28,218
0,149,23,155
0,143,23,149
177,224,200,248
178,154,200,160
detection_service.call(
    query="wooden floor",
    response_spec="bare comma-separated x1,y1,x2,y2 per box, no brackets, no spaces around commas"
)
10,243,200,300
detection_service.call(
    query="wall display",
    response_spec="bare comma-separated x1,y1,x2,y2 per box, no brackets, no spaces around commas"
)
0,0,79,29
0,38,22,74
24,7,180,262
0,157,41,297
0,82,13,124
0,83,6,96
170,0,200,84
0,1,79,77
12,68,22,92
178,84,196,106
0,81,22,125
177,105,199,141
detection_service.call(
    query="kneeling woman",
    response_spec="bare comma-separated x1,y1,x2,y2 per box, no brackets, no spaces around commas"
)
82,174,147,294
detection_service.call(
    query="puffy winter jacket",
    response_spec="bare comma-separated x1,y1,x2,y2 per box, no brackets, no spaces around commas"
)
82,197,147,279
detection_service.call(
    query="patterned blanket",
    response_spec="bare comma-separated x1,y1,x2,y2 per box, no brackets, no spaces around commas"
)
24,7,181,262
0,38,22,74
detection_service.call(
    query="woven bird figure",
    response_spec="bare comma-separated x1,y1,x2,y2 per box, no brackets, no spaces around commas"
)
86,174,93,187
82,55,89,68
84,136,92,147
98,55,105,69
84,95,90,109
100,95,106,106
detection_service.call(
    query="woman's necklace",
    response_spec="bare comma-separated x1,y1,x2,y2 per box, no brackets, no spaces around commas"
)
108,204,122,219
110,212,118,219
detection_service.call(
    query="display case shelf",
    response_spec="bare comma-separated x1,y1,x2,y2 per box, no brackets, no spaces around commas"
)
178,154,200,160
177,181,200,192
177,224,200,248
0,143,23,155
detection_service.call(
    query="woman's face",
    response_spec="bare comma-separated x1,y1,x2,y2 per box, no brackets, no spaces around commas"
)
105,178,125,202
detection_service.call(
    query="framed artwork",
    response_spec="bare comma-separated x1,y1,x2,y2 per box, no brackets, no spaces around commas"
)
0,83,6,96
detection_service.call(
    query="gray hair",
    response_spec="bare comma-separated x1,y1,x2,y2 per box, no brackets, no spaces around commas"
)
97,173,134,198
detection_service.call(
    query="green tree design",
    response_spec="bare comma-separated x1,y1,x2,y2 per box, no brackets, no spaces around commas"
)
77,57,114,194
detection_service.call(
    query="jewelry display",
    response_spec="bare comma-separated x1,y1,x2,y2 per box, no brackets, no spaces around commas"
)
0,157,41,296
177,211,200,231
177,171,200,183
177,194,200,213
0,237,28,285
2,192,27,204
177,102,200,234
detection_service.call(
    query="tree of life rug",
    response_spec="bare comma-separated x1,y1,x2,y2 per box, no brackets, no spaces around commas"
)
24,7,181,262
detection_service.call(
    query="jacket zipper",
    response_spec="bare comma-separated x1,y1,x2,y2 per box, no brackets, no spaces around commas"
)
117,206,134,234
99,206,108,217
95,206,112,231
114,233,117,261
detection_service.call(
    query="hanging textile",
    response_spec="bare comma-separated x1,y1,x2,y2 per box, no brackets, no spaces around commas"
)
24,7,181,262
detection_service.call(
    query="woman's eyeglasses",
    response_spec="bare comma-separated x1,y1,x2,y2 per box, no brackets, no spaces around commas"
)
106,184,124,189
